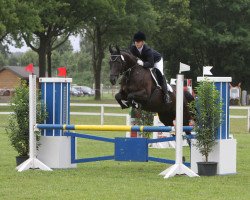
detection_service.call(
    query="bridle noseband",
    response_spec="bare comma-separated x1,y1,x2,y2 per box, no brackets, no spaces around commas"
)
110,54,137,75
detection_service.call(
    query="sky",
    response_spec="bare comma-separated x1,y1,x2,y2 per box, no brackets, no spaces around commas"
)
8,35,81,53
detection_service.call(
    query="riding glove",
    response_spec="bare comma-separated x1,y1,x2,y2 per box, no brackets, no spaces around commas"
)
137,59,144,66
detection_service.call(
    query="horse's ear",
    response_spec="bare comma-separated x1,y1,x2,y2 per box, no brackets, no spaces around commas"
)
109,45,114,54
115,45,120,54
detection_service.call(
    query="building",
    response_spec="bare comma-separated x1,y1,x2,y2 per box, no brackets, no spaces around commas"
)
0,66,39,102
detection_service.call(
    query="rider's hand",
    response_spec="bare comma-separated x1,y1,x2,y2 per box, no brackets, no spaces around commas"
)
137,59,144,66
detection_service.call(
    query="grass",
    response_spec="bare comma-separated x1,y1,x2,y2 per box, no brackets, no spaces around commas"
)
0,104,250,199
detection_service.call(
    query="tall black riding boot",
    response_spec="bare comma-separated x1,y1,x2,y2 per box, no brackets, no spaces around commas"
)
161,75,172,104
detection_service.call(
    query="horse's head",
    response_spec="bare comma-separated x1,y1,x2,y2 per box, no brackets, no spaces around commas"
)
109,45,126,85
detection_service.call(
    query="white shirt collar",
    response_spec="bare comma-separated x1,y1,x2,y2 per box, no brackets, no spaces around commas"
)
137,45,143,54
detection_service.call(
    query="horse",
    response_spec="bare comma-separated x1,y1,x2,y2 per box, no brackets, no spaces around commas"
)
109,45,194,133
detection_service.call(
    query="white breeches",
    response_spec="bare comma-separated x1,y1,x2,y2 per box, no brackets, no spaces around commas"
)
153,58,172,92
153,58,164,75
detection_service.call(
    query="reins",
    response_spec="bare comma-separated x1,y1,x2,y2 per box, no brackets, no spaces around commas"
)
110,52,142,83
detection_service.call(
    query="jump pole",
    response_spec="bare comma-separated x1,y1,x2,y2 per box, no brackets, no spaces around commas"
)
159,74,198,178
16,75,52,172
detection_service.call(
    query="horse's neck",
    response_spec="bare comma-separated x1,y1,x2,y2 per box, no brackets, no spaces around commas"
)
123,52,137,70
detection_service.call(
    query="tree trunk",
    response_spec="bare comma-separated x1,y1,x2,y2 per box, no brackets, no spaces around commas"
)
38,36,47,77
47,50,52,77
92,25,104,100
94,69,101,100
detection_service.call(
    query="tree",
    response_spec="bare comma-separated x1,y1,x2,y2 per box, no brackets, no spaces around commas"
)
0,0,41,46
19,50,38,66
0,52,7,68
21,0,94,77
0,43,8,67
0,0,18,42
83,0,158,100
151,0,191,78
189,0,250,89
152,0,250,90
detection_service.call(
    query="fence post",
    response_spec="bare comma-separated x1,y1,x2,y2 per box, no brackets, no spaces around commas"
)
248,108,250,132
101,105,104,125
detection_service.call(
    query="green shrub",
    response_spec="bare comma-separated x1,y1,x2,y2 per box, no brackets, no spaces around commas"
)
131,108,154,138
6,81,46,156
189,80,223,162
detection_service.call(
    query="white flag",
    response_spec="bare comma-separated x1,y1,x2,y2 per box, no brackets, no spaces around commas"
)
170,78,176,85
203,66,213,76
179,62,190,73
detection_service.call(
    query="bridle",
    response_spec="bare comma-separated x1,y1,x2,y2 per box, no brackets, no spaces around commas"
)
110,54,137,77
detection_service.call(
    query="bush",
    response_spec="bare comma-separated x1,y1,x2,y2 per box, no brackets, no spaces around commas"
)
189,80,222,162
6,81,46,156
131,108,154,138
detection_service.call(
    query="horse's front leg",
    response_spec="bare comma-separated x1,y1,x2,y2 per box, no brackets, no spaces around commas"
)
115,91,130,109
127,89,148,108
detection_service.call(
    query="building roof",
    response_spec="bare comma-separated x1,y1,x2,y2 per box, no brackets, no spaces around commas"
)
0,66,40,78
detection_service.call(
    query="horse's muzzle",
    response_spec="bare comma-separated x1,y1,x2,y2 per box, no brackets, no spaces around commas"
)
110,75,118,85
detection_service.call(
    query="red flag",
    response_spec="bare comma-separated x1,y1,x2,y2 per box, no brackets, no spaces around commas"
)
57,67,67,77
25,63,34,74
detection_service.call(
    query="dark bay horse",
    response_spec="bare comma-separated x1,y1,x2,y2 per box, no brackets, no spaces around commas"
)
109,46,194,131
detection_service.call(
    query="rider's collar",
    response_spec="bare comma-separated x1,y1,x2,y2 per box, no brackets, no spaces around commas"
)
137,45,143,54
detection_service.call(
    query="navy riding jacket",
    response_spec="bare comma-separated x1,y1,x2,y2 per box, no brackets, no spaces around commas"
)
130,44,161,68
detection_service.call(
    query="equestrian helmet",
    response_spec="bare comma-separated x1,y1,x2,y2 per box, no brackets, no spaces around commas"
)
133,31,146,42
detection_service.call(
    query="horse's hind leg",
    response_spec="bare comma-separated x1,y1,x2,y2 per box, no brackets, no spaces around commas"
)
158,112,175,127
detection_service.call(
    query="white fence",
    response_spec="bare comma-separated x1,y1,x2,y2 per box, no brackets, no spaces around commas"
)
70,103,130,126
0,103,130,126
0,103,249,132
229,106,250,132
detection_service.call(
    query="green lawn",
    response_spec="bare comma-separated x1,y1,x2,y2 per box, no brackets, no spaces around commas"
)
0,105,250,199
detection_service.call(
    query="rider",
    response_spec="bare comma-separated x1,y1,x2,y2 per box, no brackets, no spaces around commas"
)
130,31,172,104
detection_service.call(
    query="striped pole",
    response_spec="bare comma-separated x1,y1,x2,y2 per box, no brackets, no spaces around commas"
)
36,124,193,133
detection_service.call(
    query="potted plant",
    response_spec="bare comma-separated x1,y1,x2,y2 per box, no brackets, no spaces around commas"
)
189,79,223,176
6,80,46,166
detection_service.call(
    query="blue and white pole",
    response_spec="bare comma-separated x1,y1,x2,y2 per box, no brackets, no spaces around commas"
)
37,77,76,169
40,78,72,136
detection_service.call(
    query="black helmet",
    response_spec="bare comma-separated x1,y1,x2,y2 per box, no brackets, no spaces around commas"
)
133,31,146,42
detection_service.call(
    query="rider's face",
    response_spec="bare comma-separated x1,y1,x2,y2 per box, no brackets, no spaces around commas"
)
135,41,144,49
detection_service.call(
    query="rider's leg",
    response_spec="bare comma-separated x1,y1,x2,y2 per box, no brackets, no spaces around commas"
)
154,58,172,104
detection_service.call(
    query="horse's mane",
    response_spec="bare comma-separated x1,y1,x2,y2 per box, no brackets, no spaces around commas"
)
120,49,137,61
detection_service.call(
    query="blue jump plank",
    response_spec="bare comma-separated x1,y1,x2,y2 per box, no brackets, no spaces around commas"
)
148,157,191,167
73,156,115,163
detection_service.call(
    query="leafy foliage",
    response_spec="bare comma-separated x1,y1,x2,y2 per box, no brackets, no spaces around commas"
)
0,0,18,42
189,80,222,162
131,108,154,138
5,81,47,156
2,0,250,95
